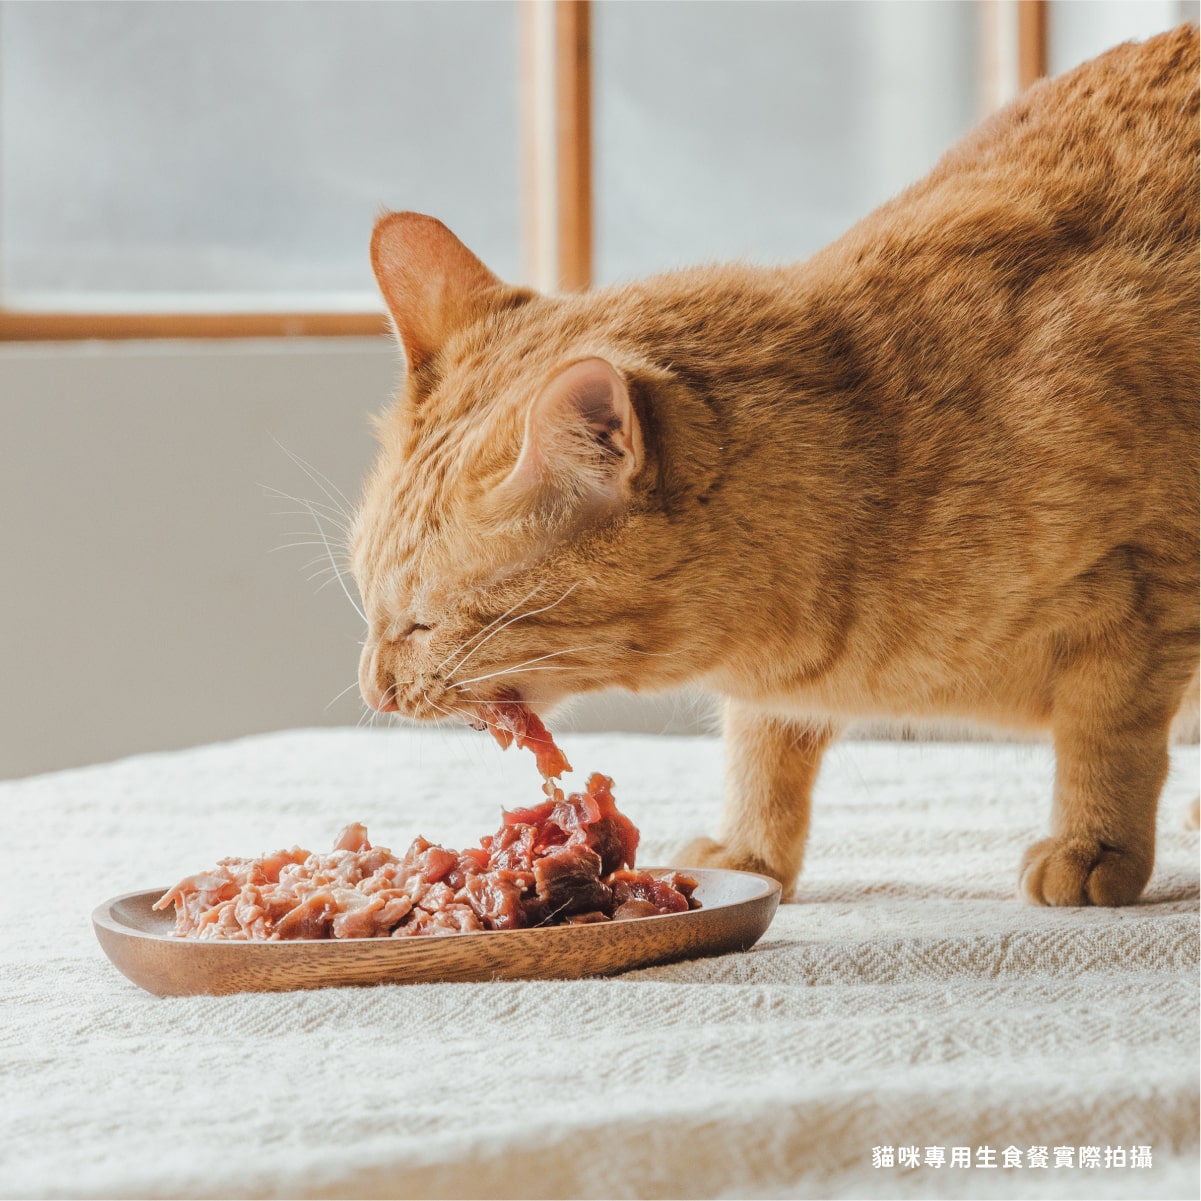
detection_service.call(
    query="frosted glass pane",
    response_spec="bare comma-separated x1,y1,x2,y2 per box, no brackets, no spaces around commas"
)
0,1,519,306
1048,1,1192,76
594,1,979,284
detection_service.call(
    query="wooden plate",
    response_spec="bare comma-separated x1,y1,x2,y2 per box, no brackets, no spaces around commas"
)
93,868,781,996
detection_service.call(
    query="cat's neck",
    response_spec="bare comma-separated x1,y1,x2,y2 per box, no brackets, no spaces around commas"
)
608,268,884,685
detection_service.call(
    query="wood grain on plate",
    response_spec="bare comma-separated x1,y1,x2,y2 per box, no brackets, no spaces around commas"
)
93,868,781,996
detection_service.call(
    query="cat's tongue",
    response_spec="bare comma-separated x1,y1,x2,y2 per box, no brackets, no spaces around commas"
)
476,698,573,782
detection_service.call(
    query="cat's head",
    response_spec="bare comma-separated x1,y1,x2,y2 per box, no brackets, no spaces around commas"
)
351,212,714,725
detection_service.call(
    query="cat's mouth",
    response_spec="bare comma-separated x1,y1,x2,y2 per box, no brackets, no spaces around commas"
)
467,689,524,732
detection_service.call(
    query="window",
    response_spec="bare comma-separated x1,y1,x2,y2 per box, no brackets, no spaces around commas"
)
3,0,1190,339
0,0,520,335
593,1,979,282
1049,0,1199,75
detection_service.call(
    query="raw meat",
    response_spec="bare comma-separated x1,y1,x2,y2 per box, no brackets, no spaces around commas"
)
476,698,573,781
155,777,699,941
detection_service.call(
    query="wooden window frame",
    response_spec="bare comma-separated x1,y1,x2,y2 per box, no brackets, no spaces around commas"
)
1017,0,1049,91
0,310,390,341
0,0,594,341
980,1,1048,112
0,0,1046,342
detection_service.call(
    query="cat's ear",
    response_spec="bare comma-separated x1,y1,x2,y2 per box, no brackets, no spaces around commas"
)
371,211,511,373
506,358,643,509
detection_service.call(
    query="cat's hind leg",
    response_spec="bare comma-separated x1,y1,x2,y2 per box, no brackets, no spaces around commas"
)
674,702,836,901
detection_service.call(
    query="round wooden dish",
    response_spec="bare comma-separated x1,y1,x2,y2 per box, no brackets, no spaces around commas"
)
93,868,781,996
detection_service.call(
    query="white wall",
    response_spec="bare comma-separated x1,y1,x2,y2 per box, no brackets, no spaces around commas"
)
0,338,708,780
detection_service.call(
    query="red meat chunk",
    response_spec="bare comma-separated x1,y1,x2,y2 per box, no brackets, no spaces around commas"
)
533,845,612,918
463,870,529,930
565,911,612,925
477,698,573,780
551,773,640,875
610,870,700,915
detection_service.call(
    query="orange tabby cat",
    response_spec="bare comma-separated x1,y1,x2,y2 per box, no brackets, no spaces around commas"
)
352,28,1199,907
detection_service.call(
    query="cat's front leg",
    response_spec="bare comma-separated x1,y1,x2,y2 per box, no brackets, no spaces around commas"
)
1020,724,1167,907
1019,651,1189,906
675,702,836,901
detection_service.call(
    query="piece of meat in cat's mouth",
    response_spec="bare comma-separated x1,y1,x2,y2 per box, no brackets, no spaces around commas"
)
467,689,522,733
472,694,573,781
467,692,512,732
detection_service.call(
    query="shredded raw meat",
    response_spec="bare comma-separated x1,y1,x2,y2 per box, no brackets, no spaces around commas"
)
155,779,699,942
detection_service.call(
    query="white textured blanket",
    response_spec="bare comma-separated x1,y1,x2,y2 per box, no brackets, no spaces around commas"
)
2,730,1197,1200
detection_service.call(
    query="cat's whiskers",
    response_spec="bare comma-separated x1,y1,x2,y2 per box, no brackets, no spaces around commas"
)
430,582,546,676
297,551,339,571
290,496,366,624
263,549,346,583
443,583,580,680
449,646,597,690
265,492,349,514
271,440,358,526
325,678,364,712
264,506,350,545
268,539,352,559
451,667,573,699
450,671,574,714
421,689,475,728
307,564,347,587
265,447,367,626
262,489,354,540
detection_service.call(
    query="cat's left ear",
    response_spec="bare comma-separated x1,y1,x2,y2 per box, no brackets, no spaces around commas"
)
507,358,643,507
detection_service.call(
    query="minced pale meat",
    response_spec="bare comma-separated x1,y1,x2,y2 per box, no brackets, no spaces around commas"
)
154,775,699,941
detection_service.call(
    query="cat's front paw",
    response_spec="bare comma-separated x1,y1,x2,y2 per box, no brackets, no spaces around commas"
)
673,837,797,900
1019,836,1151,907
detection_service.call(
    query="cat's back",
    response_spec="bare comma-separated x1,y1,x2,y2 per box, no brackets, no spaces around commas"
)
891,24,1198,250
810,25,1199,449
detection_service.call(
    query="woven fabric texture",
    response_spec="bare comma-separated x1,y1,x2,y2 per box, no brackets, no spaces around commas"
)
2,729,1197,1199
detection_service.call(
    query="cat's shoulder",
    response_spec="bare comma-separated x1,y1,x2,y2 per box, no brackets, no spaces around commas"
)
830,24,1200,263
963,24,1198,165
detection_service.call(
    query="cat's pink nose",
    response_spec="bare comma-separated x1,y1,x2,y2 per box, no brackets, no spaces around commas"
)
359,643,400,712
